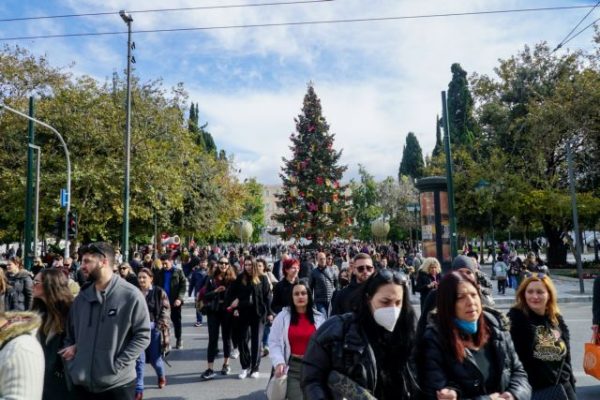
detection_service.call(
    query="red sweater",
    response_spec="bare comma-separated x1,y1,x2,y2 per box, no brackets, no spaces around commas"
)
288,313,316,356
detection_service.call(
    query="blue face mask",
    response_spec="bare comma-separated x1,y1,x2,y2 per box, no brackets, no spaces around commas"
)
454,318,478,334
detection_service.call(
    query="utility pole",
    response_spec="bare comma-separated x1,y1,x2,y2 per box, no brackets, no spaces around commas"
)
29,144,41,259
23,97,35,270
567,139,584,294
120,10,133,262
441,91,458,259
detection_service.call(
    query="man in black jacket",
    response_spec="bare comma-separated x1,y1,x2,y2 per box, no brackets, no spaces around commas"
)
331,253,375,315
156,254,187,349
309,252,337,317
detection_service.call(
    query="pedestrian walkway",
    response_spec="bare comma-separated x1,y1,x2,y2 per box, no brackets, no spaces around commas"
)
478,264,594,305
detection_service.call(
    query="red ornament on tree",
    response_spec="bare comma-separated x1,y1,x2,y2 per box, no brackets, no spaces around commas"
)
316,176,324,185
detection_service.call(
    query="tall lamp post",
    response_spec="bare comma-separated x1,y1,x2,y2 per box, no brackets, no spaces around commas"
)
120,10,133,262
0,103,72,260
441,91,458,258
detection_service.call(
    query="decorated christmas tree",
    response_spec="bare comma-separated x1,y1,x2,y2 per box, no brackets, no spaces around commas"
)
274,84,351,243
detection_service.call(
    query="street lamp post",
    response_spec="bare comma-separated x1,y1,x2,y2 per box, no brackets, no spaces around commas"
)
441,91,458,258
0,103,72,259
29,144,41,259
120,10,133,262
567,139,584,294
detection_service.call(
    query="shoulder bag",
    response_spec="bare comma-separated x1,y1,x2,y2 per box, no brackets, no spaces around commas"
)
531,356,568,400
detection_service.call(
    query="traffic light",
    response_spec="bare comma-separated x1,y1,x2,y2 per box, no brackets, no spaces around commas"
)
68,211,77,240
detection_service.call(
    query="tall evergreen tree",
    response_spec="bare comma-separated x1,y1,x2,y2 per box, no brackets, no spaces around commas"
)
398,132,424,181
432,115,444,157
274,84,351,242
447,63,478,146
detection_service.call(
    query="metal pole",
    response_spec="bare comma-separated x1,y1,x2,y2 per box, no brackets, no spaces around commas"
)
595,229,599,262
441,91,458,258
567,139,585,293
24,97,35,270
0,103,71,259
29,144,41,259
120,10,133,263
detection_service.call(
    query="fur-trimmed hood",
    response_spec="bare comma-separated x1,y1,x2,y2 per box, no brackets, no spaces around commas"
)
0,311,41,349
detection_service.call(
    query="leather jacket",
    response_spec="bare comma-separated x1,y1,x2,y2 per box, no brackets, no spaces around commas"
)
419,309,531,400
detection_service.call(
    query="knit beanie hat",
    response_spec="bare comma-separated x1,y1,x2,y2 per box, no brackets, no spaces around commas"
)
451,255,476,272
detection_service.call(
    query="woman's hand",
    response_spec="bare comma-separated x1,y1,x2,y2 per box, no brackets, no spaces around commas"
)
436,388,457,400
230,298,239,308
274,363,286,378
215,286,226,293
498,392,514,400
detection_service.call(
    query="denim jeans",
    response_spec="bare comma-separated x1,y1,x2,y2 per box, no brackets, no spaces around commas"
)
262,322,271,347
135,323,166,393
315,302,329,318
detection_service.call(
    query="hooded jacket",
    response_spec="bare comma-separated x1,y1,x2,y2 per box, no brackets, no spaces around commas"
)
64,274,150,393
419,309,531,400
0,311,44,400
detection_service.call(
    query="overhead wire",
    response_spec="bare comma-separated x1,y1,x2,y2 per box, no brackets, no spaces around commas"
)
553,0,600,51
0,0,334,23
0,4,598,42
557,15,600,50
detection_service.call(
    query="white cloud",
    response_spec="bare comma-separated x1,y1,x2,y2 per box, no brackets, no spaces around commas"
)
7,0,600,185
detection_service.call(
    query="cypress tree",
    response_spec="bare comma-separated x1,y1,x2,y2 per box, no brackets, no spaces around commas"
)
398,132,425,181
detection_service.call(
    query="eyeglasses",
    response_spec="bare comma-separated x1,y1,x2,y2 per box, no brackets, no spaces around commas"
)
524,272,546,279
355,265,375,273
119,267,129,271
378,268,409,284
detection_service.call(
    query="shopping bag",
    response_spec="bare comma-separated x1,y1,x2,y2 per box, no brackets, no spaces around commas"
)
266,374,287,400
584,342,600,380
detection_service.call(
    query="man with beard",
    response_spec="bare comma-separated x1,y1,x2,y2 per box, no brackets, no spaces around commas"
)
330,253,375,315
60,242,150,400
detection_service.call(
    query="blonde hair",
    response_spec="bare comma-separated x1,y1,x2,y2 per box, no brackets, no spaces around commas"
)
514,274,560,326
420,257,441,274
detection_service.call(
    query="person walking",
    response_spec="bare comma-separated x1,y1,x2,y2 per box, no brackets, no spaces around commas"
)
189,257,209,327
32,268,75,400
308,252,337,317
0,309,45,399
156,253,187,349
271,258,300,315
419,271,531,400
201,257,237,380
330,253,375,315
493,255,509,295
60,242,150,399
135,268,171,399
508,274,576,399
302,270,419,400
415,257,441,310
269,282,325,400
118,262,139,288
227,256,273,379
5,256,33,311
257,258,277,357
0,268,17,312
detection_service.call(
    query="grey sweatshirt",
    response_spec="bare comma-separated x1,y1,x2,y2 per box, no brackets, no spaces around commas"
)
65,274,150,392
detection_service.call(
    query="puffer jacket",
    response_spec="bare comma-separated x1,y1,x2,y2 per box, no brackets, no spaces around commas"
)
301,313,418,400
7,271,33,311
419,309,531,400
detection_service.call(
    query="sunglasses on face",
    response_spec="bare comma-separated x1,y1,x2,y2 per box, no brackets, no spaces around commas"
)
119,267,129,271
218,261,229,265
378,268,409,284
356,265,375,273
79,243,107,258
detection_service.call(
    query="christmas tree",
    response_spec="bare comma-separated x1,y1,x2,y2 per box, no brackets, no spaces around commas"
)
274,84,351,243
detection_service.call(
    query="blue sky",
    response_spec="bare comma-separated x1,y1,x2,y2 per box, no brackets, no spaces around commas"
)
0,0,597,184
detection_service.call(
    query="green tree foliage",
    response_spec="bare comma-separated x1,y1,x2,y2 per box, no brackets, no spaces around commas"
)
432,116,444,157
274,84,351,242
398,132,425,181
447,63,478,147
241,178,266,242
188,102,217,156
350,165,382,240
0,45,247,246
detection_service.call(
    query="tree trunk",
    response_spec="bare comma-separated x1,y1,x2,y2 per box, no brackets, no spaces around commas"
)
542,220,567,267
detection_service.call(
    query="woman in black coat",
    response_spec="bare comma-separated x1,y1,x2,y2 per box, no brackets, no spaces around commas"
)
227,256,273,379
508,274,576,400
419,271,531,400
415,257,441,309
301,270,419,400
6,256,33,311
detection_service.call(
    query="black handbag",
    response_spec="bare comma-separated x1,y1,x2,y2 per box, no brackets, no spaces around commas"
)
531,357,568,400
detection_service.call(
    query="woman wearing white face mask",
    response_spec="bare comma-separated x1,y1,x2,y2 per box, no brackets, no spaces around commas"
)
301,270,419,400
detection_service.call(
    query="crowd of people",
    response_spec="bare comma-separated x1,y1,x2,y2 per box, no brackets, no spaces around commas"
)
0,240,585,400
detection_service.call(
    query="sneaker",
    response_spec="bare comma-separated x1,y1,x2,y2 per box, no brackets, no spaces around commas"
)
230,348,239,359
194,322,202,327
221,364,231,375
176,339,183,349
201,369,216,380
250,370,260,379
262,346,269,357
238,369,248,380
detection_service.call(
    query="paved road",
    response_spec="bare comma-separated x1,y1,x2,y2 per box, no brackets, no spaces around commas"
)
140,301,600,399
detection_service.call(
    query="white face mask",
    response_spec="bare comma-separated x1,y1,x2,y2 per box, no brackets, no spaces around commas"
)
372,306,401,332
